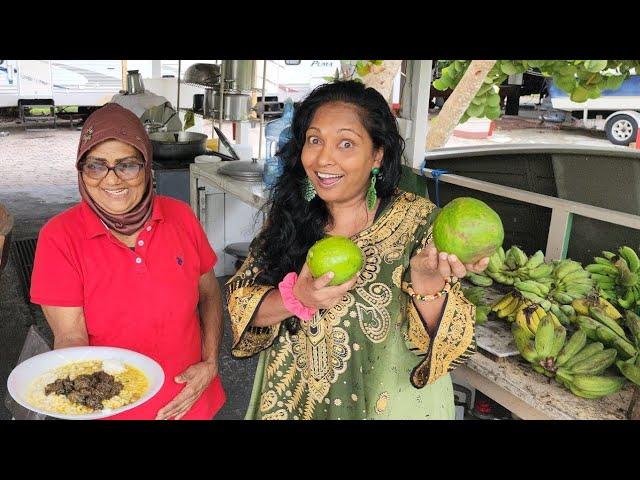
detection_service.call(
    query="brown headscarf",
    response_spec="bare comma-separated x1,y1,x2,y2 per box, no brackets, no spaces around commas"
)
77,103,154,236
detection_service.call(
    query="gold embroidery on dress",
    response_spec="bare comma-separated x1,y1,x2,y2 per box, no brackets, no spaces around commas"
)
428,285,475,382
375,392,390,414
355,282,393,343
406,302,430,353
392,265,403,288
410,282,476,387
227,284,277,357
351,193,434,344
260,390,278,412
262,409,288,420
290,298,353,403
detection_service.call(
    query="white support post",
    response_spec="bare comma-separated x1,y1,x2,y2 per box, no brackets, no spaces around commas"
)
151,60,161,79
401,60,432,169
235,121,250,146
545,209,573,261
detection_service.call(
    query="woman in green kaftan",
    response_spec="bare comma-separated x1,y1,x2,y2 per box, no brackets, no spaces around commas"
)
225,81,489,420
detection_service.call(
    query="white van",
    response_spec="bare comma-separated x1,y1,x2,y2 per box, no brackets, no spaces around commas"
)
549,75,640,146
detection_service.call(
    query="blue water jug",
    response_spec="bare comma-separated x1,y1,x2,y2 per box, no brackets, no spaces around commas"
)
263,99,294,188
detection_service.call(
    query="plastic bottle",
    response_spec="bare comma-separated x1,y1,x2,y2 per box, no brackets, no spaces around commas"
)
263,99,294,188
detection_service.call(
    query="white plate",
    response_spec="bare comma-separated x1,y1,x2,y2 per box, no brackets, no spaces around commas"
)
7,346,164,420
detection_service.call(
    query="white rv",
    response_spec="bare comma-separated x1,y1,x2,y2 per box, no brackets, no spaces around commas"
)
0,60,122,109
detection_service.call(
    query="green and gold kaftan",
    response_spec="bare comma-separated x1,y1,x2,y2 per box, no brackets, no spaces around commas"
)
225,191,476,420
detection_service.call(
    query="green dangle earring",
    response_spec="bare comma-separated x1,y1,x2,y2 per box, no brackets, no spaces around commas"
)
303,176,316,202
366,167,380,210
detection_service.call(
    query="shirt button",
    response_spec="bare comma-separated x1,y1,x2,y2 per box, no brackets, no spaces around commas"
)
146,226,152,232
136,257,142,264
138,240,144,247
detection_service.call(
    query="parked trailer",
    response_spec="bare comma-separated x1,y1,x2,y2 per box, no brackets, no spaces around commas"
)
549,75,640,146
0,60,122,109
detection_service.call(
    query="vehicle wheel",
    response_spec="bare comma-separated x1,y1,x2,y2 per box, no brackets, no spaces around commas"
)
605,114,638,146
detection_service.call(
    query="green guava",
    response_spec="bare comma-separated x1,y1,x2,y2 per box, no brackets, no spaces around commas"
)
432,197,504,264
306,236,364,286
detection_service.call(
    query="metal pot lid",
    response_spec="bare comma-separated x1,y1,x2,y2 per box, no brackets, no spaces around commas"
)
218,160,263,181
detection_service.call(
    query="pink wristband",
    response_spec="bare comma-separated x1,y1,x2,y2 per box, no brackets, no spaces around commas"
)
278,272,316,322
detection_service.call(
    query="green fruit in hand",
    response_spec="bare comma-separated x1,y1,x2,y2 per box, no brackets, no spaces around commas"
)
306,236,364,286
432,197,504,264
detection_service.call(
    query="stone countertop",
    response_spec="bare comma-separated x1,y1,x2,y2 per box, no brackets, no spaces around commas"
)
465,352,632,420
190,161,268,209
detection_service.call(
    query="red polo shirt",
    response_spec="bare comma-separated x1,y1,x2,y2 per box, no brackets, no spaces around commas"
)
30,195,226,420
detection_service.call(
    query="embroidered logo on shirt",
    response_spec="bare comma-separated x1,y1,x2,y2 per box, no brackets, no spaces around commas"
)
176,256,184,266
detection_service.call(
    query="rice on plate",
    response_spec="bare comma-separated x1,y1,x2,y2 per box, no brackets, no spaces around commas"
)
27,359,149,415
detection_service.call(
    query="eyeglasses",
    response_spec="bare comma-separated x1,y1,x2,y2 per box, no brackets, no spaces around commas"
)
80,160,144,181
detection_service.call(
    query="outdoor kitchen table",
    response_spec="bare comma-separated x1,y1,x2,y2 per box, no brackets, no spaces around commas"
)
456,283,635,420
188,161,635,420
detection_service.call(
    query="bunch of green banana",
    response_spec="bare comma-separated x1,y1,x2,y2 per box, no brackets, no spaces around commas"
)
575,306,638,360
549,303,575,326
512,316,566,376
464,271,493,287
548,259,594,305
515,303,561,335
624,310,640,349
486,246,536,286
586,246,640,311
462,286,491,325
616,311,640,386
490,291,527,321
523,251,555,280
553,327,626,398
513,279,553,310
555,370,626,399
571,293,622,321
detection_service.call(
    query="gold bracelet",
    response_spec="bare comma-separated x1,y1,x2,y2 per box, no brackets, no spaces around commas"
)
402,277,456,303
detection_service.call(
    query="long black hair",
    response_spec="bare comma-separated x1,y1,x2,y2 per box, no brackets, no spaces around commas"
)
252,80,405,285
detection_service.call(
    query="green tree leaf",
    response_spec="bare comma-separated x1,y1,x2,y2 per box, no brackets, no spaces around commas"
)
433,78,449,91
556,75,576,93
486,94,501,107
485,105,501,119
584,60,609,73
357,64,370,77
604,75,625,91
471,95,485,106
466,102,484,117
586,86,601,99
499,61,519,75
570,85,589,102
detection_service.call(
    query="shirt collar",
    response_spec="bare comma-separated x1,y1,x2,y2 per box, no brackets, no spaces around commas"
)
81,197,163,239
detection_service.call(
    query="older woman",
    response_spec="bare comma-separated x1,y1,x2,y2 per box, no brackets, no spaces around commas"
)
226,80,490,420
30,103,225,420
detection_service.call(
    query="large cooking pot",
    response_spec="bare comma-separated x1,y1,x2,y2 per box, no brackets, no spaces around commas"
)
149,131,236,163
221,60,254,92
203,90,251,121
126,70,145,94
